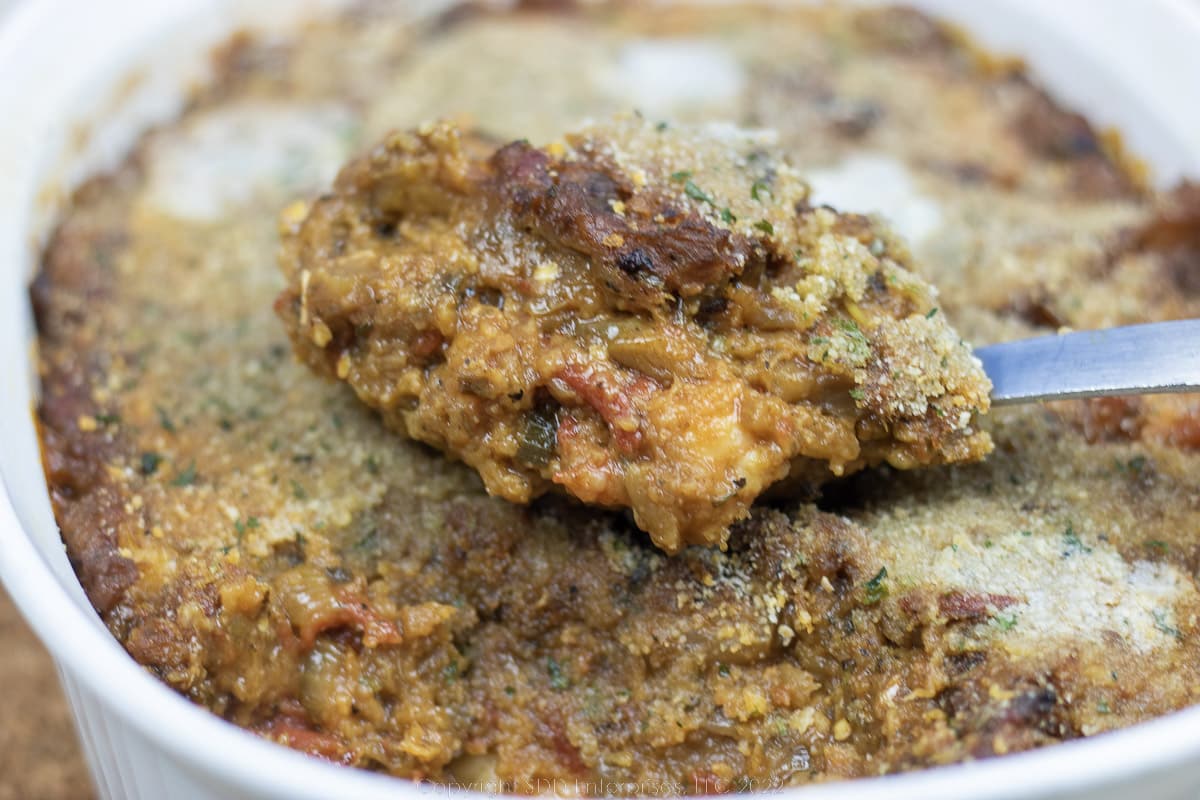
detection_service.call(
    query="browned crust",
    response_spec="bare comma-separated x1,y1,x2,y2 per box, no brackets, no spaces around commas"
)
490,139,753,308
1133,182,1200,295
1008,79,1141,200
31,179,138,614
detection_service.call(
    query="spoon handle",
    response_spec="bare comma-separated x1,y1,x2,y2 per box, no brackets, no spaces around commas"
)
975,319,1200,406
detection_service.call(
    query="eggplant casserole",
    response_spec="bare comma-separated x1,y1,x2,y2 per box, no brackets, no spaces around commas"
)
277,116,992,554
33,1,1200,794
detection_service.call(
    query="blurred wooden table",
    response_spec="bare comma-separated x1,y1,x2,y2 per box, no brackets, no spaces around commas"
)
0,589,93,800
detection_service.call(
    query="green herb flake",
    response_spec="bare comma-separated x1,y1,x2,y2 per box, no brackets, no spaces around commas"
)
720,207,736,224
835,317,868,342
670,170,693,182
750,179,772,201
1020,529,1033,538
233,517,256,548
95,412,120,426
684,179,715,206
443,662,459,684
547,657,570,690
171,461,198,487
718,663,731,678
655,121,669,132
1152,608,1183,640
1097,699,1112,714
864,567,888,604
353,529,379,553
1116,455,1148,475
156,405,176,433
834,317,871,358
290,479,308,500
1062,524,1092,555
753,219,775,236
1145,539,1170,553
139,452,162,476
925,307,939,319
504,685,516,697
993,613,1018,632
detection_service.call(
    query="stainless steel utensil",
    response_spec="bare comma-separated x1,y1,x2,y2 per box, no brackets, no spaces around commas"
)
975,319,1200,405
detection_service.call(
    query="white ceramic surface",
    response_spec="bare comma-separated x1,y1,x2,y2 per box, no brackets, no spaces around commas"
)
2,2,1200,799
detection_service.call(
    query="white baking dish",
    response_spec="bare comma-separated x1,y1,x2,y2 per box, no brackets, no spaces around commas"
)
1,1,1199,798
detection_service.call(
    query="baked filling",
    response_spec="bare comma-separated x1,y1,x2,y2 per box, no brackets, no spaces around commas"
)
278,117,991,552
31,2,1200,793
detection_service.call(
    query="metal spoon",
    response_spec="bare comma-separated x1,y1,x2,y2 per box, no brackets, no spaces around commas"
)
975,319,1200,405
